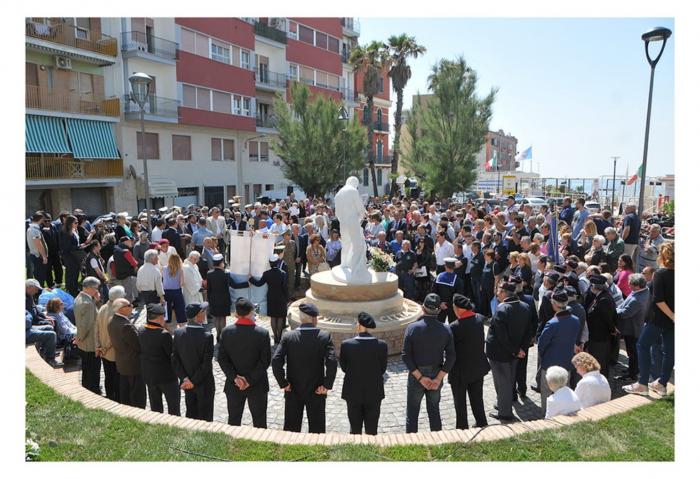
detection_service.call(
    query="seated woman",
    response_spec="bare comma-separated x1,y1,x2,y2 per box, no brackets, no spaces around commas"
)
544,366,582,419
45,297,77,360
572,352,611,408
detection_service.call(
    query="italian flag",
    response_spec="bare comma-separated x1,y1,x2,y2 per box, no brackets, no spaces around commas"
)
626,164,643,185
485,150,497,171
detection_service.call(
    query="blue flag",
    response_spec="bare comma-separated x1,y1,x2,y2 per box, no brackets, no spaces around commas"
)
522,146,532,159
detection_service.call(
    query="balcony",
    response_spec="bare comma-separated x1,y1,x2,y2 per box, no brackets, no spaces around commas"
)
256,115,276,130
254,21,287,44
26,156,123,181
256,70,287,90
375,154,392,166
121,31,178,63
361,117,390,133
25,21,117,64
123,94,180,123
340,18,360,36
341,49,349,63
26,85,120,118
340,87,355,102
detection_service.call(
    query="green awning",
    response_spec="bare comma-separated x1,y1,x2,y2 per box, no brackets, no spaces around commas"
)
65,118,120,159
25,115,71,154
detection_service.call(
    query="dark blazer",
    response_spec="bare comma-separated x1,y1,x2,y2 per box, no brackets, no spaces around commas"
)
586,289,617,342
485,297,531,362
114,224,134,241
218,322,271,394
271,323,337,395
448,312,490,386
230,220,248,232
137,324,177,386
206,268,248,317
339,332,388,404
517,292,539,342
162,227,184,258
387,218,407,242
58,229,81,256
108,313,141,376
172,325,215,388
250,267,288,317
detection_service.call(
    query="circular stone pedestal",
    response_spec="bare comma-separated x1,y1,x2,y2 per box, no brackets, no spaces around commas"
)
288,270,422,355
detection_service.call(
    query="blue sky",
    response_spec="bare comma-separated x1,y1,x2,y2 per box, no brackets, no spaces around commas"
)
359,17,674,179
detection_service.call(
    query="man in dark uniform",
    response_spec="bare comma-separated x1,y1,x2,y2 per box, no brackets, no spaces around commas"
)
394,240,417,300
339,312,388,435
511,276,538,401
469,242,484,312
217,298,271,428
432,258,464,323
206,254,249,342
249,255,288,345
162,217,185,259
486,281,531,421
138,304,180,415
584,274,617,379
108,298,146,408
453,243,468,296
271,303,337,433
172,302,215,421
449,294,489,429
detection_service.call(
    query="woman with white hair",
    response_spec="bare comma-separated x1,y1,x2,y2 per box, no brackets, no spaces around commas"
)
183,251,204,305
94,285,126,402
544,366,582,419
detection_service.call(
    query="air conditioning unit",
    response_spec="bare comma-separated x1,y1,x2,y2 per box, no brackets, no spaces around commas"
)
54,56,72,70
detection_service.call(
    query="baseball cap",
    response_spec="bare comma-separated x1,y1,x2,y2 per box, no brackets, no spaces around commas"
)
185,302,209,319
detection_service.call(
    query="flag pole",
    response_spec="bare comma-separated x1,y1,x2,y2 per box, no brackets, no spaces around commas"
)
619,163,628,215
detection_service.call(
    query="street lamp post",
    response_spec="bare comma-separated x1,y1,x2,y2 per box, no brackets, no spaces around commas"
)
338,106,349,180
610,156,619,211
638,26,672,214
129,72,153,233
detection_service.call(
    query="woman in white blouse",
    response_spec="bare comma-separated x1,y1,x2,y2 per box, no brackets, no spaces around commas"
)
544,366,582,419
182,250,204,305
572,352,611,408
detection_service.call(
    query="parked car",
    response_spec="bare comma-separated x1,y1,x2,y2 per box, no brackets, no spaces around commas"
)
584,201,601,213
520,197,549,212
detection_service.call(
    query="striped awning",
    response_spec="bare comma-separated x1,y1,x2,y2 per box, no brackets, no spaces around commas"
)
148,176,178,198
65,118,120,159
25,115,71,154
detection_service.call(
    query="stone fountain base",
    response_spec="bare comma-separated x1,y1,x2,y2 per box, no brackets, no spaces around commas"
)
287,270,422,355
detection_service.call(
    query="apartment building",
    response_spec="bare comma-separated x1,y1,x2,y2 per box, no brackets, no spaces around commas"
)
25,17,390,216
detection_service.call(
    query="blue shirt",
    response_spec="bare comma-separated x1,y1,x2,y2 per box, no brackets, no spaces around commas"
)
537,311,580,369
559,206,575,225
389,239,402,255
402,315,456,373
572,208,590,240
623,212,641,245
192,227,213,246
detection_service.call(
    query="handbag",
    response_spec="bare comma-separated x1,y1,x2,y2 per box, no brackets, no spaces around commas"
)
414,266,428,278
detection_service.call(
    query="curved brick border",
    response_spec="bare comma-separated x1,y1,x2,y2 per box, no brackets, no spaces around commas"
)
25,346,656,447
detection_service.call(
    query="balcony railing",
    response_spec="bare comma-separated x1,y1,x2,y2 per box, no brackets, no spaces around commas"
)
256,116,276,129
256,70,287,89
361,117,390,132
26,85,120,117
341,50,349,63
123,94,180,119
121,31,178,60
26,21,118,57
254,21,287,44
340,18,360,35
26,156,124,181
375,154,392,166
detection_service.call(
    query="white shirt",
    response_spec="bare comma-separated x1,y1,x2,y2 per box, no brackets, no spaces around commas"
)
545,386,582,419
434,240,455,266
289,206,300,217
151,226,163,242
269,222,289,236
574,371,611,408
158,246,177,268
136,262,164,297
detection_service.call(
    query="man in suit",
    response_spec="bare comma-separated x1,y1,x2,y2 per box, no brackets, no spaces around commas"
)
74,277,102,394
249,255,288,345
217,298,271,428
511,276,538,401
449,294,490,429
172,302,215,421
206,254,249,342
486,281,531,421
230,211,248,232
290,223,303,289
272,303,337,433
614,274,650,381
207,207,228,256
137,303,180,415
107,298,146,408
584,274,618,379
162,217,185,259
339,312,388,435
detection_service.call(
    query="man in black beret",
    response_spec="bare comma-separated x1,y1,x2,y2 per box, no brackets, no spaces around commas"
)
584,274,617,378
486,281,531,421
217,298,271,428
137,303,180,416
271,303,337,433
448,294,489,429
339,312,388,435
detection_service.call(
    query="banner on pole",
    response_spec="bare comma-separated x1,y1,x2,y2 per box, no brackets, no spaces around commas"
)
228,231,277,316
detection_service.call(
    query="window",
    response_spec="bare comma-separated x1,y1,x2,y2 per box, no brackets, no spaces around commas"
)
299,25,314,44
287,21,298,39
232,95,242,115
377,139,383,160
288,63,299,80
212,90,231,113
182,84,196,108
249,141,259,161
136,132,159,159
315,32,327,50
260,142,269,161
328,36,340,54
327,73,340,90
211,138,235,161
362,168,369,187
376,108,382,129
211,137,221,161
204,186,224,208
181,28,195,54
265,184,274,191
377,168,383,185
253,184,262,198
172,135,191,161
300,66,314,85
379,77,384,93
242,97,251,117
240,50,251,70
223,139,234,161
75,18,90,39
195,32,209,57
196,87,211,110
315,71,327,88
227,185,237,200
244,184,251,203
211,40,230,64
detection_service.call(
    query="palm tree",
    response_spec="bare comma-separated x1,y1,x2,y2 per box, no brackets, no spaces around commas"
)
349,40,386,197
385,34,425,196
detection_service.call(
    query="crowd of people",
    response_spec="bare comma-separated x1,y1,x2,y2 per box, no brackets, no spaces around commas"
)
24,192,674,434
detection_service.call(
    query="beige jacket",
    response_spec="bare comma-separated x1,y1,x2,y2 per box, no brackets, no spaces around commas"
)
74,292,98,352
94,301,117,362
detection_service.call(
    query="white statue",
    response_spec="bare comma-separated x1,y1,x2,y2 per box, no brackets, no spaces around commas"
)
332,176,372,284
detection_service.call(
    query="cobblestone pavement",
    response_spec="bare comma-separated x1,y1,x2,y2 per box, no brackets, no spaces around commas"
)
92,311,632,435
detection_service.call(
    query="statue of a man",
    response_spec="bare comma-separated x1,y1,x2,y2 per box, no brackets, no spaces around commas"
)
332,176,371,284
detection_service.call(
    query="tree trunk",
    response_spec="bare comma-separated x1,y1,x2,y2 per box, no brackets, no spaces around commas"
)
367,96,378,197
390,88,404,197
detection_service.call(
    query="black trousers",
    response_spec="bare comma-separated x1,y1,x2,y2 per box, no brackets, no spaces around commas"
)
270,317,286,345
102,358,120,402
147,380,181,416
294,260,302,287
119,373,146,408
514,348,530,396
62,254,81,297
47,253,63,286
283,390,326,433
78,348,102,395
346,400,381,435
586,340,611,379
30,255,49,288
610,333,621,367
226,387,268,428
451,378,487,429
185,383,215,422
623,334,639,377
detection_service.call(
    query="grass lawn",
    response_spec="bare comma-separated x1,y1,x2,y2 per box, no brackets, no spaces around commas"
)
25,370,674,461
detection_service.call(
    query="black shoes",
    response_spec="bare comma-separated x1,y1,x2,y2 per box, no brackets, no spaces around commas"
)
530,385,540,393
489,411,516,422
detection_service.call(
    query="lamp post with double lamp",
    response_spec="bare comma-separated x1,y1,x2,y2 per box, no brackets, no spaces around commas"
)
637,26,672,214
129,72,154,233
338,106,349,180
